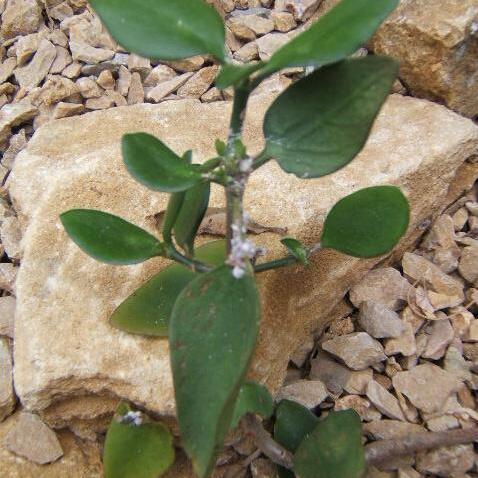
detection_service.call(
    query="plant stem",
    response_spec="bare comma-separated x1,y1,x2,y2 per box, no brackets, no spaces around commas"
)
244,415,478,471
254,255,298,272
225,83,252,255
252,150,272,170
165,245,212,273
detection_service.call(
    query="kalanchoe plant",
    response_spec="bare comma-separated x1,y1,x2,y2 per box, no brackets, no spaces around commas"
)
60,0,409,477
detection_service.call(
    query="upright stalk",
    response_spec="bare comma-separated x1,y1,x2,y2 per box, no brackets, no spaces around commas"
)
225,83,251,257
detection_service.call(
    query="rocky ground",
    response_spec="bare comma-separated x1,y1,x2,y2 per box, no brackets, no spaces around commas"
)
0,0,478,477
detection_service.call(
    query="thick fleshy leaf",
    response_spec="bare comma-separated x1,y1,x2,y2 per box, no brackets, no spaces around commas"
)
110,241,226,336
170,266,260,478
263,57,398,179
281,238,309,266
162,192,186,244
122,133,203,192
89,0,226,62
104,403,174,478
274,400,318,478
60,209,162,265
260,0,398,76
294,410,365,478
216,62,264,89
230,381,274,429
174,181,211,256
321,186,409,258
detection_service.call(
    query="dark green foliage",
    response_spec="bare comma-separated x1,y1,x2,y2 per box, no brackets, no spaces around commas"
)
230,381,274,429
274,400,319,478
104,403,174,478
294,410,365,478
89,0,226,62
174,181,211,256
170,266,260,478
110,241,226,336
60,209,163,265
321,186,410,257
261,0,398,75
281,238,309,266
216,62,265,89
122,133,203,193
263,57,398,179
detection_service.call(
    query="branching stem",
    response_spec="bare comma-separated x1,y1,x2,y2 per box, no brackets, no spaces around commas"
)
254,243,322,273
165,245,212,273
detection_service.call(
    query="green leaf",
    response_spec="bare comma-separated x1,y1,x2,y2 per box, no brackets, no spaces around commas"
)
215,139,226,156
104,403,174,478
162,192,186,244
274,400,319,478
321,186,409,258
281,238,309,266
170,265,260,478
263,56,398,179
110,240,226,337
174,181,211,256
216,62,264,89
294,410,365,478
260,0,398,76
230,381,274,429
89,0,226,62
122,133,203,193
60,209,162,265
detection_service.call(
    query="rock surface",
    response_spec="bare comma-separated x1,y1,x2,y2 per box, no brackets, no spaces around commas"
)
8,93,478,422
371,0,478,118
0,337,15,421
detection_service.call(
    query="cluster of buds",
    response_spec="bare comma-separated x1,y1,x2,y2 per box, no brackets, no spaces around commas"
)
117,410,143,426
227,213,258,279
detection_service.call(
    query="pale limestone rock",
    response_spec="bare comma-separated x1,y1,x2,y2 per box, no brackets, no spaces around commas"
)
177,66,219,99
256,32,289,60
53,102,85,119
0,57,16,83
6,412,63,464
1,216,22,260
116,65,132,97
144,65,176,88
76,77,103,99
363,420,424,440
281,0,321,21
465,320,478,342
107,90,127,108
416,444,475,477
334,395,381,422
344,369,373,395
14,40,57,90
402,252,464,309
322,332,386,370
444,346,472,383
62,61,82,79
422,319,454,360
97,70,115,91
127,54,151,79
392,363,461,413
233,42,260,63
8,94,478,421
371,0,478,118
32,76,79,106
0,100,37,149
397,468,421,478
358,301,405,339
2,129,27,170
85,95,115,110
0,337,15,421
49,46,72,74
201,87,223,103
309,351,350,394
1,0,43,39
459,246,478,284
166,56,205,73
70,41,114,65
350,268,411,310
49,1,73,21
271,11,297,32
276,380,328,408
126,72,144,105
450,306,473,338
48,28,68,48
426,414,459,432
146,73,193,103
228,15,274,39
453,207,469,232
366,380,405,421
0,296,14,338
290,335,314,367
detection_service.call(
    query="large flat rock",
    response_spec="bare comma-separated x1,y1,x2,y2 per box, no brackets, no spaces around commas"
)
8,93,478,424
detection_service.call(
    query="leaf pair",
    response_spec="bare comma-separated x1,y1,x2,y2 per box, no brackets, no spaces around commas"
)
216,0,398,88
275,401,365,478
